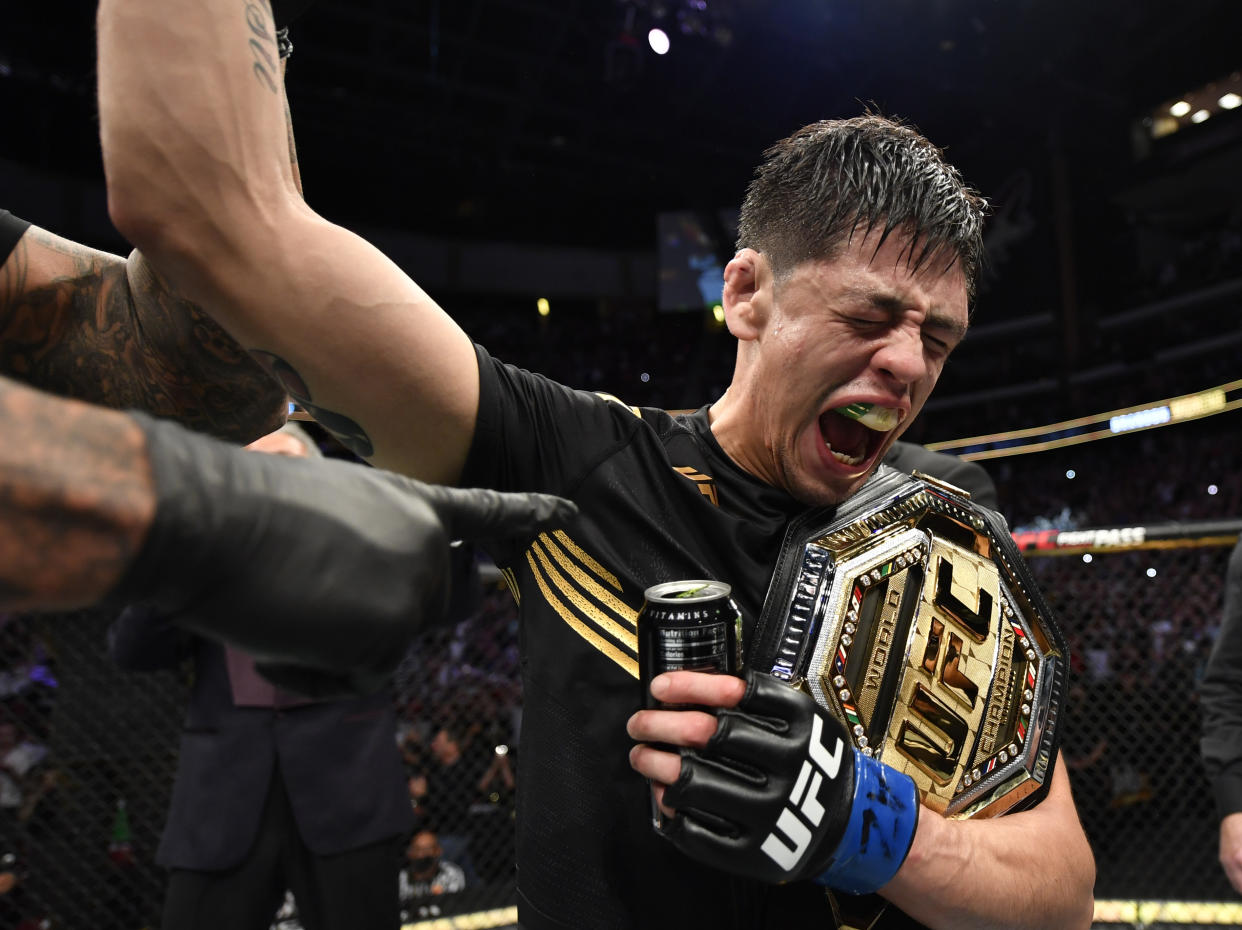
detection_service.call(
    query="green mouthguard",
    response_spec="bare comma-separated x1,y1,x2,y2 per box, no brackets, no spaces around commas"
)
835,403,899,432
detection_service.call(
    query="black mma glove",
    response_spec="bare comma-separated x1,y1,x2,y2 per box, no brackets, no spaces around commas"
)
109,412,575,697
660,669,920,894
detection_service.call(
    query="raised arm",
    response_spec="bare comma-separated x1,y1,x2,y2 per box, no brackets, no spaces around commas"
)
97,0,480,483
0,220,285,443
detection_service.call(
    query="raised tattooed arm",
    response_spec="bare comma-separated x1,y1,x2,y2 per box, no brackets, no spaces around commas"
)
98,0,480,482
0,226,285,443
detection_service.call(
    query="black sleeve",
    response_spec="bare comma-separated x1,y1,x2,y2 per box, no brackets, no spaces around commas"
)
460,344,650,565
0,210,33,268
1202,539,1242,819
462,344,646,497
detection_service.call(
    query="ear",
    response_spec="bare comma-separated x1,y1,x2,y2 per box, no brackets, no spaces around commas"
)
722,249,770,342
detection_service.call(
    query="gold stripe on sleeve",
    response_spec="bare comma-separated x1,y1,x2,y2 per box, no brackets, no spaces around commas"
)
550,530,624,592
541,535,639,630
525,550,639,678
530,539,638,652
500,567,521,604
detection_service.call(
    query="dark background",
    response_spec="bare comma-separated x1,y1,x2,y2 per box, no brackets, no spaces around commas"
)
1,0,1240,437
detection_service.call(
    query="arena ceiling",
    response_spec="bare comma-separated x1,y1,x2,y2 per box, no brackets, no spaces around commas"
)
3,0,1241,250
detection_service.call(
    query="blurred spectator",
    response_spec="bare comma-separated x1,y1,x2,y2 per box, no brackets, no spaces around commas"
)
399,829,466,922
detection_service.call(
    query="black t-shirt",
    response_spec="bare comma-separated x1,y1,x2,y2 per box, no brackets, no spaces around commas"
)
0,210,32,267
462,345,924,930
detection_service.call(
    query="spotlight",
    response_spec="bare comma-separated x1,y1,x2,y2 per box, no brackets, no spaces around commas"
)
648,28,670,55
1169,100,1192,117
1191,109,1211,124
537,297,550,317
1220,93,1242,110
1082,553,1093,564
1146,567,1158,578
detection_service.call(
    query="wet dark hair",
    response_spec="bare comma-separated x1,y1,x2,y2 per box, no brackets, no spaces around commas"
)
737,113,988,301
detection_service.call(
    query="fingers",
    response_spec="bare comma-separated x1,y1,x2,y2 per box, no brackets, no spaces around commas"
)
627,705,720,749
648,670,748,708
422,485,578,541
629,745,680,820
629,742,683,785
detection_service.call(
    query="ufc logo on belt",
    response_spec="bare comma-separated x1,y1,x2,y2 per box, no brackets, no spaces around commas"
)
760,716,845,873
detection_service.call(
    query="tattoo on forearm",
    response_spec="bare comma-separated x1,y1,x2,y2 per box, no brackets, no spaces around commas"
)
0,378,151,607
0,228,285,443
245,2,279,95
251,350,375,458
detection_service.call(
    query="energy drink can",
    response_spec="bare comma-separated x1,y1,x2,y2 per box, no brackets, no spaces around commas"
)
638,579,742,705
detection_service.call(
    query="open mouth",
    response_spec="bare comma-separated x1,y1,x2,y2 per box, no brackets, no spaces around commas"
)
817,403,901,468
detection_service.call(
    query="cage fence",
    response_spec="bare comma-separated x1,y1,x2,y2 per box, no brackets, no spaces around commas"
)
0,531,1236,928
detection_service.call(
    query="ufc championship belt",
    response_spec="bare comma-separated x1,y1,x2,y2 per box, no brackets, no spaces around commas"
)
750,465,1068,930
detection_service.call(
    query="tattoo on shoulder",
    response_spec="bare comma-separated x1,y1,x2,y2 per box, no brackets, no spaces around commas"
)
250,350,375,459
245,2,280,95
0,229,285,443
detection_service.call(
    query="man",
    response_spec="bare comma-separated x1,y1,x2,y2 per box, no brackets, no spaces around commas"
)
399,828,467,921
109,422,413,930
1201,538,1242,892
94,2,1095,927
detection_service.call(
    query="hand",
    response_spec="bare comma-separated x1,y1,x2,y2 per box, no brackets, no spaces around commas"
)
628,669,919,894
110,412,576,696
1220,812,1242,893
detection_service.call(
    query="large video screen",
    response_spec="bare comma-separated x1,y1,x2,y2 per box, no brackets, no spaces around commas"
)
657,208,740,312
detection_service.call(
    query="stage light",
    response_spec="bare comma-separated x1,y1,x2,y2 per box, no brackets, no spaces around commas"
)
1169,100,1192,117
537,297,550,317
1066,469,1076,479
712,304,725,323
1220,92,1242,110
1208,484,1220,495
1082,553,1093,564
648,28,670,55
1146,567,1158,578
640,372,651,383
1191,109,1211,124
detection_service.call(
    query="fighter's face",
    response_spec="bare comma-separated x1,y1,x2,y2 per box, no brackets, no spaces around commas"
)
732,229,968,506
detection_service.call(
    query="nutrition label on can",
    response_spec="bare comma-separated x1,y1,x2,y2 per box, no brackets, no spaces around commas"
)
655,622,729,672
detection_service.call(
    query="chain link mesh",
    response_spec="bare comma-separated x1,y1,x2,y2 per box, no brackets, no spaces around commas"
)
0,539,1234,927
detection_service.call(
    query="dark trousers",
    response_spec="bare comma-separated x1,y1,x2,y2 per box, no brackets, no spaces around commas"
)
162,773,405,930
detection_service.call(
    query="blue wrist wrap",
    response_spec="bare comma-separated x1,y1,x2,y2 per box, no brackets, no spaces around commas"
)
814,752,919,894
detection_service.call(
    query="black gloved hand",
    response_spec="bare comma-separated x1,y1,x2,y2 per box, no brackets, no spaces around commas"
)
109,412,575,697
660,670,920,894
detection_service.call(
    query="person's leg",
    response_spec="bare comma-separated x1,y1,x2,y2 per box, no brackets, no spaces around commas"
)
160,777,287,930
287,833,406,930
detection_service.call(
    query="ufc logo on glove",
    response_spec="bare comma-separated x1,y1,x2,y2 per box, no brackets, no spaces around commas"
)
761,715,846,872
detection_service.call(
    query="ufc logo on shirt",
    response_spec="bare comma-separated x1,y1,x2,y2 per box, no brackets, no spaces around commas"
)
759,716,845,873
